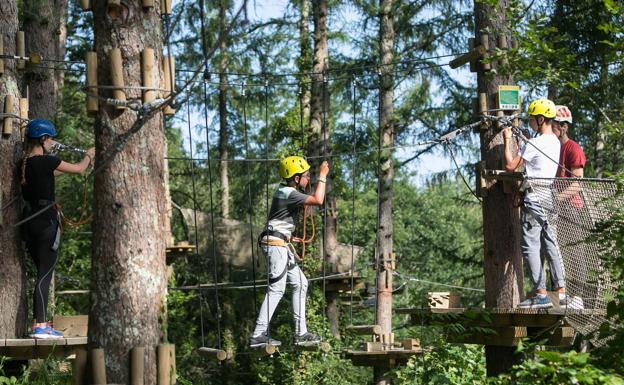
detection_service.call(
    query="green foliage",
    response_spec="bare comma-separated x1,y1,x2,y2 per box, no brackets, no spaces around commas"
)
0,357,72,385
392,342,486,385
490,350,624,385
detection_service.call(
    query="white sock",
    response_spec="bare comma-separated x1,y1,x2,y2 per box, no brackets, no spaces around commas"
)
559,293,566,300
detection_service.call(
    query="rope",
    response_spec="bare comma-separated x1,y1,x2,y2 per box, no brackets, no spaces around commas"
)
241,85,258,315
393,271,485,292
171,271,355,291
263,80,272,340
444,141,482,202
349,78,357,325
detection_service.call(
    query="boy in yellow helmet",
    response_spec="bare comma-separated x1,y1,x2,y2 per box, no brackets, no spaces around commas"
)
250,156,330,347
503,98,566,309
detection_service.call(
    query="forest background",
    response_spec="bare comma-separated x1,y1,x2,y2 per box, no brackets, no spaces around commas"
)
1,0,623,384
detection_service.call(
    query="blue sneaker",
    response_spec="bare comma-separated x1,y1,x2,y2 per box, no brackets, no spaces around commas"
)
517,295,553,309
30,325,64,339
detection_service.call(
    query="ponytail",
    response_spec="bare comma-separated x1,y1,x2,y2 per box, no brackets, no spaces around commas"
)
21,138,40,185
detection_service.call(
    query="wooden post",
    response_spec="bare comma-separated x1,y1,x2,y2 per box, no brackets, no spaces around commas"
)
19,98,28,139
72,349,87,385
143,0,155,8
16,31,25,70
498,35,508,66
157,344,171,385
480,34,491,71
142,48,156,103
160,0,172,15
169,344,176,385
3,95,14,136
109,48,126,109
91,348,107,384
130,347,144,385
475,0,523,376
80,0,90,10
162,56,175,115
86,52,99,114
468,37,477,73
0,36,4,75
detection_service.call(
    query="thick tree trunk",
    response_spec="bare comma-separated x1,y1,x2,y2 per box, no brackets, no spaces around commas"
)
374,1,394,384
309,0,328,161
23,0,68,121
219,2,230,219
309,0,341,339
298,0,311,131
0,0,28,340
90,3,168,384
474,0,524,376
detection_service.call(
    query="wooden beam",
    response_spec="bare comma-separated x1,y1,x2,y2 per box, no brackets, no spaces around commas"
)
198,347,228,361
346,325,382,335
449,45,486,69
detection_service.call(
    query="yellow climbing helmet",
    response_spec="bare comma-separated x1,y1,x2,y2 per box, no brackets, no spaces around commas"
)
527,98,556,119
279,156,310,179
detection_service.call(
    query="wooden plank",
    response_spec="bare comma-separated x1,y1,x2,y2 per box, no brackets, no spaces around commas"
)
5,339,35,347
448,327,527,347
0,339,5,347
36,338,67,346
397,307,599,328
346,325,382,335
345,348,422,368
65,337,88,346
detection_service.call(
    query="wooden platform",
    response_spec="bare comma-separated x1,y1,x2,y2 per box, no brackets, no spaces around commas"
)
0,337,88,360
395,307,603,328
395,307,594,347
344,347,423,368
324,273,364,293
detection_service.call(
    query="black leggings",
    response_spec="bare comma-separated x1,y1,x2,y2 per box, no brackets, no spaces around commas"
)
25,218,59,324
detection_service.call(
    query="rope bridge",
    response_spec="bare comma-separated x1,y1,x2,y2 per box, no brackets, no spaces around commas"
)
528,177,622,345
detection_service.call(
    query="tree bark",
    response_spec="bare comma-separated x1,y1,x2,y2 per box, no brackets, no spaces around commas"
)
90,3,168,384
474,0,524,376
218,1,230,219
0,0,28,340
23,0,68,121
298,0,311,133
374,1,394,384
309,0,341,339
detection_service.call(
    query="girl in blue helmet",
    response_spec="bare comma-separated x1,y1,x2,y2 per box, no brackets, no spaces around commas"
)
21,119,95,339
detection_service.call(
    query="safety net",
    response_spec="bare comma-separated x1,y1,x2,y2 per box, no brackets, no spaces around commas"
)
526,177,622,346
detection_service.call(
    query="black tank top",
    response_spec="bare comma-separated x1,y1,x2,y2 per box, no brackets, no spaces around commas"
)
21,155,61,220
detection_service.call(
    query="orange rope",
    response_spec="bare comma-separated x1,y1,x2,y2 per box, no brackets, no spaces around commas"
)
290,205,315,260
58,175,91,228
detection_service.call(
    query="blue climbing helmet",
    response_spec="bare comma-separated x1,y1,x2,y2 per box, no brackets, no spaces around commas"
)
26,119,57,139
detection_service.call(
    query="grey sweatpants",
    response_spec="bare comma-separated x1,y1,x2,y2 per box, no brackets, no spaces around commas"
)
252,244,308,338
521,192,566,291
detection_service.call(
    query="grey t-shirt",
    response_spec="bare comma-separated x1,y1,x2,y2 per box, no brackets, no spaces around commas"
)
265,185,309,239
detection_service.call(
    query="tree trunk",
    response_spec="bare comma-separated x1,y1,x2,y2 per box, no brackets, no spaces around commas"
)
593,57,608,178
474,0,524,376
309,0,328,162
374,1,394,384
310,0,341,340
0,0,28,340
90,3,168,384
219,1,230,219
23,0,68,121
298,0,311,134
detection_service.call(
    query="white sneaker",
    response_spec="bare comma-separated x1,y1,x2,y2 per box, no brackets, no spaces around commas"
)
561,296,584,310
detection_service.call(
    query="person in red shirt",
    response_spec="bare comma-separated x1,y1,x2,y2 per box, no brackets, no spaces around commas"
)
552,105,588,309
553,105,586,178
552,105,586,208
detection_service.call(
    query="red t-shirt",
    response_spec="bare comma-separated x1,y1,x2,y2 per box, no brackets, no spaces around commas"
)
556,140,586,177
556,140,586,208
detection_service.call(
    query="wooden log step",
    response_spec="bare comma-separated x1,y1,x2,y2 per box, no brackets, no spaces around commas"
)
296,341,331,353
346,325,382,335
249,343,277,356
198,347,228,361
